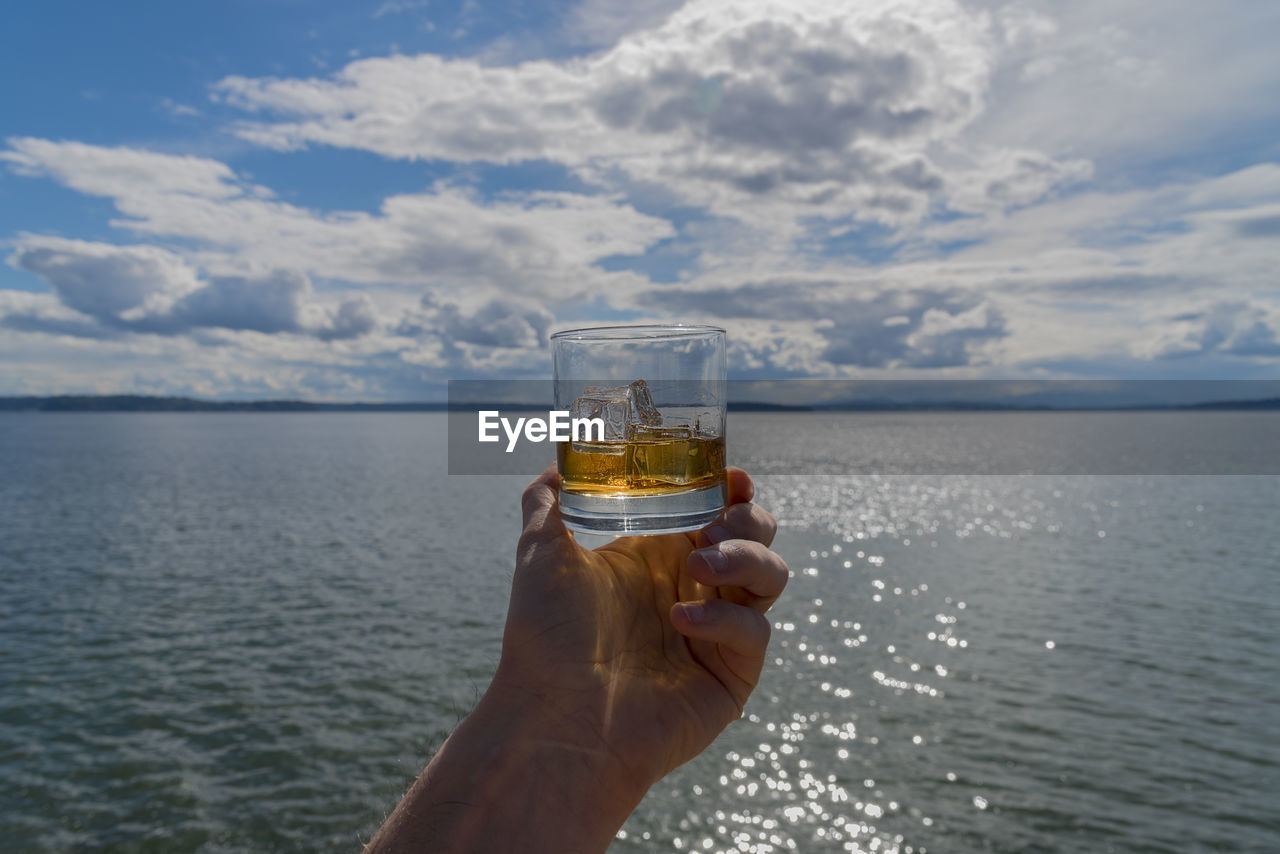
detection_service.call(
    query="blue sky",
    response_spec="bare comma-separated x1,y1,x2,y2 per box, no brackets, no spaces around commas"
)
2,0,1278,399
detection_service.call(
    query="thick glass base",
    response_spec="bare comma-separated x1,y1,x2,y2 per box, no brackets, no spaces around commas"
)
559,482,726,536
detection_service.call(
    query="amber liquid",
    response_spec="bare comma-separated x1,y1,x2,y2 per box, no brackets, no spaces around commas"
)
558,434,726,496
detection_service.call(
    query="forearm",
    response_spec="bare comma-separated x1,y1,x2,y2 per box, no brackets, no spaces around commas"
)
365,689,648,854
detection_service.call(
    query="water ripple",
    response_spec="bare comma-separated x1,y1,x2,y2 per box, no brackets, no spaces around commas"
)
1,414,1277,853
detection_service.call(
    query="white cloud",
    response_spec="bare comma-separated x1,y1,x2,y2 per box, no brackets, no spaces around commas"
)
2,1,1278,394
1134,302,1280,360
1,139,242,200
373,0,431,19
7,239,380,343
945,147,1093,213
420,294,553,349
591,154,1280,376
968,0,1280,168
212,0,1089,232
3,138,673,298
0,138,675,389
564,0,685,47
168,270,311,334
7,155,1278,386
315,294,379,342
160,98,202,118
8,238,200,322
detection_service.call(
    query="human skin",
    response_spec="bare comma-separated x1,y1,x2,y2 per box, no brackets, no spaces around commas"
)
365,465,789,853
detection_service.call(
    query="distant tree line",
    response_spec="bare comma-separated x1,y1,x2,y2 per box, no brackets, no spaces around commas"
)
0,394,1275,413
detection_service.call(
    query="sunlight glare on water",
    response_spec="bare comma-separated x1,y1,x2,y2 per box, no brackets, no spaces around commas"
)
613,470,1280,854
0,414,1276,853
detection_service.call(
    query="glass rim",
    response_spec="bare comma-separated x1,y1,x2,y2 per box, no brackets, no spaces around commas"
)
550,323,726,342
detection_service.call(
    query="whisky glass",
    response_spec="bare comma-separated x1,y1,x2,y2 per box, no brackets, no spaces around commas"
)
551,325,727,535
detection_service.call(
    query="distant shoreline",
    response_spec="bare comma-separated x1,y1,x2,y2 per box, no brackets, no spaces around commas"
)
2,394,1278,413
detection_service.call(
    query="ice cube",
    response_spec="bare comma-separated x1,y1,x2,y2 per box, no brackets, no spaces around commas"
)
627,424,692,443
626,379,661,427
571,388,631,444
662,406,722,438
571,380,663,449
627,424,695,485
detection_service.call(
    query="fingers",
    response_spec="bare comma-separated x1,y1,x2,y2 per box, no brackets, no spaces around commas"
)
687,539,789,610
725,467,754,506
519,463,567,547
670,599,770,686
698,499,777,548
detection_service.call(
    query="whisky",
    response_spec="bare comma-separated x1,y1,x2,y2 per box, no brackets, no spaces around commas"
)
560,377,725,497
551,328,727,534
559,432,726,496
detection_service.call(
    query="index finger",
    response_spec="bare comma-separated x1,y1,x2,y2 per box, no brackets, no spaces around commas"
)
521,463,560,526
519,463,567,548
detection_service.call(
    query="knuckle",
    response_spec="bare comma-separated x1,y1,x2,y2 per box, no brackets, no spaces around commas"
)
753,609,772,641
767,550,788,576
726,502,760,531
760,511,778,544
725,503,774,543
721,538,758,562
521,481,545,511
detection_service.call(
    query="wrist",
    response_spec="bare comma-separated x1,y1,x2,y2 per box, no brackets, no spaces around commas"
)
368,678,651,854
476,675,655,831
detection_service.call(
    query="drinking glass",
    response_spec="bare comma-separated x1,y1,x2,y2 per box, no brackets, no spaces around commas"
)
551,324,727,535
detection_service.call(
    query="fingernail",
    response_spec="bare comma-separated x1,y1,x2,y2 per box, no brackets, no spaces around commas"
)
693,547,727,576
705,524,731,544
678,602,706,623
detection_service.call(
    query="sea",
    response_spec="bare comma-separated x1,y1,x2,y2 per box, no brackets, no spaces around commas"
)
1,412,1277,853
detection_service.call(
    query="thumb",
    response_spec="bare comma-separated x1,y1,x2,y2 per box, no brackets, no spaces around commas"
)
519,463,569,547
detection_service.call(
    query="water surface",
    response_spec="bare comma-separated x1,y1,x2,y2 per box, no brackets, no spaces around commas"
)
1,413,1276,852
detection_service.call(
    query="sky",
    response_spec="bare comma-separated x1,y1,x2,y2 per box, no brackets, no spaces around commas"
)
1,0,1278,400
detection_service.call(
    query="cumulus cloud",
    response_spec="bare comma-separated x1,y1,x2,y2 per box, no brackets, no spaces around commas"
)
1137,302,1280,360
1234,213,1280,239
947,148,1094,213
316,295,379,342
2,138,673,298
425,295,554,350
637,279,1006,370
905,301,1006,368
1,138,243,200
8,238,199,322
966,0,1280,177
0,289,122,341
389,293,557,378
5,136,1278,387
0,139,668,383
8,156,1278,384
213,0,1088,230
7,238,382,342
565,0,685,46
166,271,309,335
2,1,1278,395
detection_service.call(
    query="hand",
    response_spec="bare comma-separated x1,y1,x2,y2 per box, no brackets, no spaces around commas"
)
364,465,788,854
490,464,789,806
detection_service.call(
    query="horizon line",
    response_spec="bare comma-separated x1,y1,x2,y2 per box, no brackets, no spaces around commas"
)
2,393,1279,413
